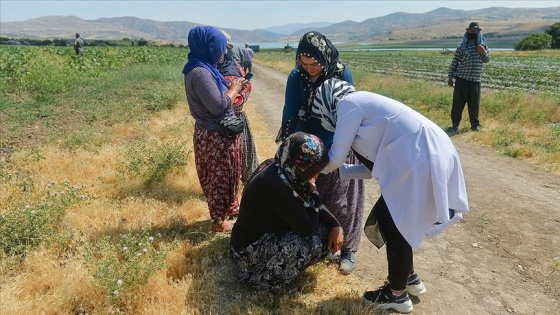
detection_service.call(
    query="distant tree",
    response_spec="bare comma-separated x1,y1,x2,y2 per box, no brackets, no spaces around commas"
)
545,22,560,49
137,38,148,46
514,33,552,51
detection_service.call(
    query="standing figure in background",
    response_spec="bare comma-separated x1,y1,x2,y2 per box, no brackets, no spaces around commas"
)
183,26,249,232
447,21,490,133
313,78,469,313
73,33,84,55
278,31,365,275
218,31,259,185
223,31,244,65
242,43,254,74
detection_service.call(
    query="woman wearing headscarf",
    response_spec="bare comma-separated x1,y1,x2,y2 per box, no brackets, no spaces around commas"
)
183,26,249,232
230,132,343,292
217,31,259,185
277,31,365,274
312,78,470,313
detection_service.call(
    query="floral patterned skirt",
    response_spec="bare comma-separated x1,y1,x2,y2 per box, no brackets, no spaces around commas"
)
316,153,365,252
193,127,241,224
229,224,329,291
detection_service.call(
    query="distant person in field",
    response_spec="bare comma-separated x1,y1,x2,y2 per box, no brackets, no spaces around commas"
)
312,78,469,313
277,30,364,276
447,21,490,133
230,132,343,293
242,43,254,74
73,33,84,55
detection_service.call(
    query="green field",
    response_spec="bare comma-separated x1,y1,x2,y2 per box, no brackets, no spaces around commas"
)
0,45,559,313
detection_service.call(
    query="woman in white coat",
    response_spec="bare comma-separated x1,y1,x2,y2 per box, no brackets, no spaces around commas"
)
312,78,469,314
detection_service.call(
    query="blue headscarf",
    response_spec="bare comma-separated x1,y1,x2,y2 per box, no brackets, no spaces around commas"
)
183,26,228,93
459,30,486,50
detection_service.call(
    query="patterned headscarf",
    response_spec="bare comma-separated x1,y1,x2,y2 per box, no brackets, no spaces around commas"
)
296,31,346,121
274,132,328,207
182,26,228,93
311,78,356,132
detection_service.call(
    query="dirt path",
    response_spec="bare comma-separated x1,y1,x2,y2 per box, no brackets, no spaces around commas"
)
248,63,560,314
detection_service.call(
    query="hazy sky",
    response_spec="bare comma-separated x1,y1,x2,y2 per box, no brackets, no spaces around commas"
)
1,1,559,30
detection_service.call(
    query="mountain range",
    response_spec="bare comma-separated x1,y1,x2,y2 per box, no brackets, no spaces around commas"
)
1,6,559,46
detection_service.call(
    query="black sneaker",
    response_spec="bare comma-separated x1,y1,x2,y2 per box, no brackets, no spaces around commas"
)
406,273,427,296
447,125,458,134
363,284,413,313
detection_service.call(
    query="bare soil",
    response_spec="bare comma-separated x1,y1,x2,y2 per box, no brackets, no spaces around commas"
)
248,63,560,315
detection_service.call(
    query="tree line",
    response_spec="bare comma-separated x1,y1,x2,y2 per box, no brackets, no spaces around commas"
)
515,22,560,50
0,36,186,48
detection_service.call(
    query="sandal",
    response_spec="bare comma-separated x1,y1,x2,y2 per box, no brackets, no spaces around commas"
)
213,221,234,233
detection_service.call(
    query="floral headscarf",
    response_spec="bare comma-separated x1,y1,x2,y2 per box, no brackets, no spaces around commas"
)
296,31,346,121
182,26,228,93
274,132,327,208
311,78,356,132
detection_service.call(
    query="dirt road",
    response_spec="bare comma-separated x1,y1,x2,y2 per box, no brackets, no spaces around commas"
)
248,63,560,314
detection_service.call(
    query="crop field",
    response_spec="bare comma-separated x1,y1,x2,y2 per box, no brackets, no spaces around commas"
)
260,49,560,94
1,45,559,313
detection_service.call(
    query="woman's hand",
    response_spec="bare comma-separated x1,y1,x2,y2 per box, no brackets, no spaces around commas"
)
308,177,318,194
327,227,344,254
225,77,246,101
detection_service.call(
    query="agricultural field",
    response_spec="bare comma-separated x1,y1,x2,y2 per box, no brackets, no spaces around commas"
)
258,49,560,95
1,45,559,314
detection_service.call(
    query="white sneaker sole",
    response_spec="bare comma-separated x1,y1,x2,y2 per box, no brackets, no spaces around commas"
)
407,282,427,296
363,297,413,314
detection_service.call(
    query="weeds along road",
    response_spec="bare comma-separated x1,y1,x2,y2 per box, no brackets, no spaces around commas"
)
248,62,560,315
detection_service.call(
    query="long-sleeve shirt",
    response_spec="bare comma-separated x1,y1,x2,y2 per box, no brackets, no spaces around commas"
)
184,67,233,132
448,41,490,82
242,47,254,62
230,163,341,251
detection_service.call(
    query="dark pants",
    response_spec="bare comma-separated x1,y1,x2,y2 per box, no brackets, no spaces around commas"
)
243,61,252,74
451,77,481,129
373,195,413,290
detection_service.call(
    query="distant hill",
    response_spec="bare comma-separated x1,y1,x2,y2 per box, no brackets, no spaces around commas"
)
1,6,559,46
266,22,333,35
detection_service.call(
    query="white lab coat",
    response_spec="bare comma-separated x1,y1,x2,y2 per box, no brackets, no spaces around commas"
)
324,91,469,249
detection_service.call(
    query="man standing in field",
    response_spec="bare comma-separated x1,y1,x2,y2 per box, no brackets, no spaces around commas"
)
447,22,490,133
242,43,254,74
73,33,85,56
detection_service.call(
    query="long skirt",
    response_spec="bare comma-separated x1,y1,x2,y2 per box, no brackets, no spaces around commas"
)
238,112,259,184
316,153,365,252
230,224,329,291
193,127,241,224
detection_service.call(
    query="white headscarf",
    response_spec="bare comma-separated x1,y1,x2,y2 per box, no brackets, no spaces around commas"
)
311,78,355,132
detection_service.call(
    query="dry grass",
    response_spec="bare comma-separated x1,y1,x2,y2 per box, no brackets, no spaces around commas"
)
0,94,383,314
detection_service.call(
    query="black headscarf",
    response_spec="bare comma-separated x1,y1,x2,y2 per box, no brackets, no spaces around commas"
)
296,31,346,121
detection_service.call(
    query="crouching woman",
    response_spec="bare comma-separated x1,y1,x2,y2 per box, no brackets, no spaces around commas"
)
230,132,343,292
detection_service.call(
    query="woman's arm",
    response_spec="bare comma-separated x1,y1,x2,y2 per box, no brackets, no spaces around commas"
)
280,69,302,138
323,100,364,173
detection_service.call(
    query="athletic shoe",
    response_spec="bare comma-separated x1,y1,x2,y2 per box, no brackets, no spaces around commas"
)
339,250,356,275
363,284,413,313
406,273,427,296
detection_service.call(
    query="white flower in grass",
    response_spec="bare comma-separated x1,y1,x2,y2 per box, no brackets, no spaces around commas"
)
123,246,128,251
117,279,123,286
148,236,154,241
143,248,148,254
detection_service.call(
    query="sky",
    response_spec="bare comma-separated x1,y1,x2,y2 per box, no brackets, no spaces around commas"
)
1,1,559,30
